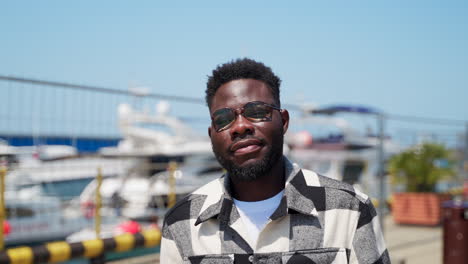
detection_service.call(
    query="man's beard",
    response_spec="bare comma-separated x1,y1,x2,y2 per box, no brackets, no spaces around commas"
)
212,134,284,182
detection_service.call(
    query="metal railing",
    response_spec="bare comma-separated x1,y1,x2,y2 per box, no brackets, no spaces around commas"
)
0,161,180,263
0,228,161,264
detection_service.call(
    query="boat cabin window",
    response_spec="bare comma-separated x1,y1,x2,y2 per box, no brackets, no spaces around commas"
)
6,207,35,219
0,154,18,166
342,161,365,185
149,155,185,175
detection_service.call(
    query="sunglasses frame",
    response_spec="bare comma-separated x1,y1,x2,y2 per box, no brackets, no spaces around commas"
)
211,101,282,132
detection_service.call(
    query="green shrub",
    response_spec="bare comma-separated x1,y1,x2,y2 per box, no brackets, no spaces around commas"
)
388,143,455,192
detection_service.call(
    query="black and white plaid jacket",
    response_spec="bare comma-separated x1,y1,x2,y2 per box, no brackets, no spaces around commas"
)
161,158,390,263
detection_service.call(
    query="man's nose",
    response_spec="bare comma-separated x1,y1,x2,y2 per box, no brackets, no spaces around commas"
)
230,114,254,138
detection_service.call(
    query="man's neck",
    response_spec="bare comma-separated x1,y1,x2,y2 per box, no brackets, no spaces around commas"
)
230,156,285,202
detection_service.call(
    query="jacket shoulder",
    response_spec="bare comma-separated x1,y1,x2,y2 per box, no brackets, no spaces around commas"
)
300,168,370,205
163,176,224,228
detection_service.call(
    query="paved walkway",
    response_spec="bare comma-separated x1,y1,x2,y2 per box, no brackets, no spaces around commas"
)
385,215,442,264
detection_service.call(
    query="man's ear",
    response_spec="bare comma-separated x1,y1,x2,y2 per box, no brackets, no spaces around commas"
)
281,109,290,135
208,126,212,138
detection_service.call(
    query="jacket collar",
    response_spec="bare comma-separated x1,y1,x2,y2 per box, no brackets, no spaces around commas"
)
195,157,320,226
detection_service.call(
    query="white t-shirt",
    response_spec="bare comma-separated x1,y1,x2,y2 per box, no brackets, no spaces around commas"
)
233,190,284,247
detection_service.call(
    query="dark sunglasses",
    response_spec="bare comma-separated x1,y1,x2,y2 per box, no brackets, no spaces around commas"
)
211,101,282,132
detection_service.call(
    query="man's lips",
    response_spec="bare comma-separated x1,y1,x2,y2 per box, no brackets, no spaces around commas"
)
230,138,263,155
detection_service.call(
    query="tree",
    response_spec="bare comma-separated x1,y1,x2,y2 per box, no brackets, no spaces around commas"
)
388,142,455,192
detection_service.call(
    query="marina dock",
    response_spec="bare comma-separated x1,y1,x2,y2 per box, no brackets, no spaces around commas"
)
1,75,465,264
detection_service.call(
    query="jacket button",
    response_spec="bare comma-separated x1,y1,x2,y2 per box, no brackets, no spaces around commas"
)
248,255,254,262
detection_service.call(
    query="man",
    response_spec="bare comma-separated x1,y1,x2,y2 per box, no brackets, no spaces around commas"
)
161,58,390,263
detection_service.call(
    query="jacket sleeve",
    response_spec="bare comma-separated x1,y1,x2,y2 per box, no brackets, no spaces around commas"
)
160,226,184,263
350,198,391,264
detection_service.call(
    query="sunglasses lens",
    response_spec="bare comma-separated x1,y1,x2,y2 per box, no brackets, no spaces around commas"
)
212,102,277,132
213,108,235,131
244,102,272,121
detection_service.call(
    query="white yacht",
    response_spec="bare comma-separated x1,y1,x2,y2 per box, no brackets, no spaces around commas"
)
3,186,91,246
75,101,220,221
99,101,212,157
4,145,137,200
285,105,401,200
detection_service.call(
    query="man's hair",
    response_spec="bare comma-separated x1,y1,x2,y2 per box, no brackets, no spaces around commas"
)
205,58,281,109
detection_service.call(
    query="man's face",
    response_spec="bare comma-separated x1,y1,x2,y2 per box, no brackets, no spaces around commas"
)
208,79,289,181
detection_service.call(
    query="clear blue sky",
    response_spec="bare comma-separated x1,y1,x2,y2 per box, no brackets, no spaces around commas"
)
1,1,467,144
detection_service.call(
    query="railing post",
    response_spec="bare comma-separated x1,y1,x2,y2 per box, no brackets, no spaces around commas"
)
167,161,177,208
90,167,105,264
377,113,386,234
0,165,6,251
95,167,103,238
